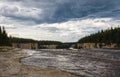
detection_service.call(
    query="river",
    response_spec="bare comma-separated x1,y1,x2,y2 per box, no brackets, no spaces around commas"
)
21,49,120,77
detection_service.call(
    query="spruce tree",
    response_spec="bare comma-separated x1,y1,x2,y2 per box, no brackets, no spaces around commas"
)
78,27,120,48
0,26,2,45
0,26,1,34
0,26,11,46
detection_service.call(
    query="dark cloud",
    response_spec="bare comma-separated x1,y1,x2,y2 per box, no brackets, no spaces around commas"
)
0,0,120,42
1,0,120,23
49,0,119,23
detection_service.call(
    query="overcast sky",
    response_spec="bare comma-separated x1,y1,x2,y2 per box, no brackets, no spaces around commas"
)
0,0,120,42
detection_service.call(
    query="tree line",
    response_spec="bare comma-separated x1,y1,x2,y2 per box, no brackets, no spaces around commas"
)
78,27,120,47
11,38,75,49
38,40,62,45
0,26,11,46
38,41,62,49
56,42,76,49
2,26,120,48
38,41,76,49
0,26,76,49
10,37,38,43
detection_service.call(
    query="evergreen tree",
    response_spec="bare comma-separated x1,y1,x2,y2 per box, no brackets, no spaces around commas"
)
0,26,11,46
78,27,120,47
0,26,2,45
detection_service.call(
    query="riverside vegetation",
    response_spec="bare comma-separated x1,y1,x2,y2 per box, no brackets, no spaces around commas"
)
0,26,120,48
78,27,120,48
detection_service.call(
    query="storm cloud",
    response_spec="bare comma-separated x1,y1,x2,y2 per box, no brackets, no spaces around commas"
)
0,0,120,23
0,0,120,42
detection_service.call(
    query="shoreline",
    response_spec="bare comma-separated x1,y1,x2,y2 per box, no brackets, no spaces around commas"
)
0,47,82,77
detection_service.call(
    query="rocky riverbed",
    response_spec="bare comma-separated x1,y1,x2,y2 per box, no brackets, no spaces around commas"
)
21,49,120,77
0,47,79,77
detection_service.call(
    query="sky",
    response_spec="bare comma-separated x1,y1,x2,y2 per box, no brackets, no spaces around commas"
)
0,0,120,42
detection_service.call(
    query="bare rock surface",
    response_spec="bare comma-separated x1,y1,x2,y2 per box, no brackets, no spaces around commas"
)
22,49,120,77
0,47,79,77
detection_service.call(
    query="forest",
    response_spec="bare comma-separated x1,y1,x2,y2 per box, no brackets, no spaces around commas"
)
78,27,120,47
38,41,62,45
0,26,11,46
0,26,62,47
10,37,38,43
1,26,120,48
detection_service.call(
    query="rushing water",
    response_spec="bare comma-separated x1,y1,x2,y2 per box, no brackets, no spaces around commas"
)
21,49,120,77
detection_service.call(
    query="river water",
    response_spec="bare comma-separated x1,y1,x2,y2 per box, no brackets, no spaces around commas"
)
21,49,120,77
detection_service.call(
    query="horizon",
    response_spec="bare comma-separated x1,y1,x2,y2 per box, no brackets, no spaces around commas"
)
5,26,120,43
0,0,120,42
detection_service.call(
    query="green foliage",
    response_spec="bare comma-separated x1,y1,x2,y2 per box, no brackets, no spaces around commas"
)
38,40,62,49
0,26,11,46
38,40,62,45
56,44,71,49
56,42,76,49
78,27,120,47
10,37,38,43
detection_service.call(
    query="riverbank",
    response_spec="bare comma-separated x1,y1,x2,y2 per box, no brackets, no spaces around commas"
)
0,47,81,77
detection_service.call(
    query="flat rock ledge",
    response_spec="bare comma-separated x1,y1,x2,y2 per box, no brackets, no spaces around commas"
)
0,47,82,77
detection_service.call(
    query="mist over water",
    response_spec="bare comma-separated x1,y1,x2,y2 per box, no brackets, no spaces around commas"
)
21,49,120,77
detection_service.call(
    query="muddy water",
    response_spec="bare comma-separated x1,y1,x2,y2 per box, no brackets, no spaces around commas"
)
21,49,120,77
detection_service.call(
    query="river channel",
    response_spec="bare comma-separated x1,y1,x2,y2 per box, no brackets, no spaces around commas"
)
21,49,120,77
